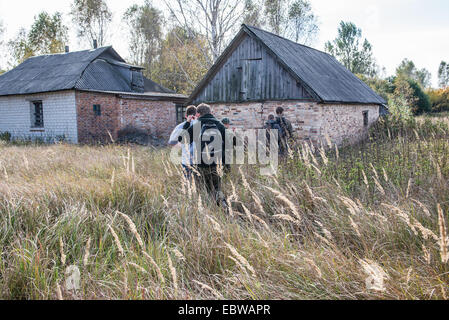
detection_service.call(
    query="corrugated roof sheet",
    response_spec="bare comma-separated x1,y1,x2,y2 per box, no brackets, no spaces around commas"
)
244,25,386,104
76,59,134,92
144,77,175,94
0,47,111,96
0,46,177,97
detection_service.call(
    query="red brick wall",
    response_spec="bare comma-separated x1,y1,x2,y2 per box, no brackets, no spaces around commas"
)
75,91,177,144
119,98,176,139
76,91,120,143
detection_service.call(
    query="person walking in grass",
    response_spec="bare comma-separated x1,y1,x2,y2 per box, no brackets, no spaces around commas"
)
264,114,282,151
168,105,197,179
221,117,237,175
183,104,228,207
275,107,294,156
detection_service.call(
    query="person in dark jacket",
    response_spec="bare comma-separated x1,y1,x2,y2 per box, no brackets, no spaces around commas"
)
264,114,282,150
275,107,294,156
183,104,227,207
221,118,237,175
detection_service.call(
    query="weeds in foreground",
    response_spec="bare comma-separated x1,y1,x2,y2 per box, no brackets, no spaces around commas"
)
0,116,448,300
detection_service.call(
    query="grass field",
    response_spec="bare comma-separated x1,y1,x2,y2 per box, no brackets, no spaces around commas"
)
0,115,448,300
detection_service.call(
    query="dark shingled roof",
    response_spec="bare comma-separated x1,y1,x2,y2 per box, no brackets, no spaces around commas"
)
189,25,386,105
0,46,176,97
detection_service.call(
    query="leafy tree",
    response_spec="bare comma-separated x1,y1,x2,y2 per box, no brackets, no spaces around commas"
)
8,12,68,66
325,21,378,77
8,29,34,66
388,94,414,122
387,77,416,121
396,58,432,88
28,12,68,55
397,78,431,114
264,0,318,44
243,0,264,28
415,69,432,89
287,0,318,44
152,27,211,94
438,61,449,88
123,1,163,77
427,87,449,113
70,0,112,47
357,74,394,102
395,59,415,79
264,0,283,35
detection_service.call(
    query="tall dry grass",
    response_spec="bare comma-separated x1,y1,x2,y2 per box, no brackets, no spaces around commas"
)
0,114,448,300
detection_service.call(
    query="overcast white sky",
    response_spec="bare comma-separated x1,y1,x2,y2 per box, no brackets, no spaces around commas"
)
1,0,448,87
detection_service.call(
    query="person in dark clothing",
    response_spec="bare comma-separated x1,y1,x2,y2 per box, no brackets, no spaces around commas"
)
275,107,294,156
222,118,237,175
183,104,228,207
264,114,282,149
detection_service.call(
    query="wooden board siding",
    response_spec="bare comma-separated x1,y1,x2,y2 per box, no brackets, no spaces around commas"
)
192,34,314,104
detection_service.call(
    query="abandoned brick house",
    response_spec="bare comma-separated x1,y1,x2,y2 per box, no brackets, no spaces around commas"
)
188,24,387,146
0,46,187,143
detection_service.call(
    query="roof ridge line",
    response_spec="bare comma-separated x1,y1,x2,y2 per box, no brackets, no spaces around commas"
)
242,24,330,56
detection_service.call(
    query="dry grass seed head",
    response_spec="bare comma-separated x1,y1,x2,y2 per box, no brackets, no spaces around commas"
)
117,211,145,249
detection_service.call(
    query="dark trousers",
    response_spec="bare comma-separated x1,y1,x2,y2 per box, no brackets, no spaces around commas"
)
182,164,192,180
195,166,225,204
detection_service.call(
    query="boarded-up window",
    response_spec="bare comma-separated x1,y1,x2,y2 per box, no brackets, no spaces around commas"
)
363,111,369,127
93,104,101,116
31,101,44,128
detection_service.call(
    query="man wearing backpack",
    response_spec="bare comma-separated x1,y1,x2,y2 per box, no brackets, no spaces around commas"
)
183,104,228,207
264,114,282,150
275,107,294,156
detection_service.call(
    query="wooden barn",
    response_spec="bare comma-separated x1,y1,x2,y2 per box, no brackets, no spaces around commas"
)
188,24,387,146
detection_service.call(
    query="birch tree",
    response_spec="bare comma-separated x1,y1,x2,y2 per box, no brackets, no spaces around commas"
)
438,61,449,88
70,0,112,47
123,1,163,77
163,0,246,63
8,12,68,66
325,21,378,77
264,0,318,45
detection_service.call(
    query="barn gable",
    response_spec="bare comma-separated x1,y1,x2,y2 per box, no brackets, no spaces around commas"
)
189,25,386,105
190,31,315,105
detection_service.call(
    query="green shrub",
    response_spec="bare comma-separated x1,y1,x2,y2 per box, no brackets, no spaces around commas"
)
407,79,431,114
427,87,449,113
0,131,11,142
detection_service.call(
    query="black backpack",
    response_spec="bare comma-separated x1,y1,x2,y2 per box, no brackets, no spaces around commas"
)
200,121,223,166
276,117,290,139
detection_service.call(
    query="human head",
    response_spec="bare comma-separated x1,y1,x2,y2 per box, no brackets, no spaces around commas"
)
276,107,284,116
197,103,212,117
222,118,230,129
185,105,197,118
268,114,275,121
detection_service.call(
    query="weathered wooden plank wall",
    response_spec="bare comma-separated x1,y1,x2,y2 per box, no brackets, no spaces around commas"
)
192,35,313,104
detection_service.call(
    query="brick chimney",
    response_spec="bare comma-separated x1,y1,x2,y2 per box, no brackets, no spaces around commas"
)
93,39,98,49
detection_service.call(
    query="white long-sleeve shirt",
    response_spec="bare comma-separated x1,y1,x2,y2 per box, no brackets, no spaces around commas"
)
168,120,197,166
